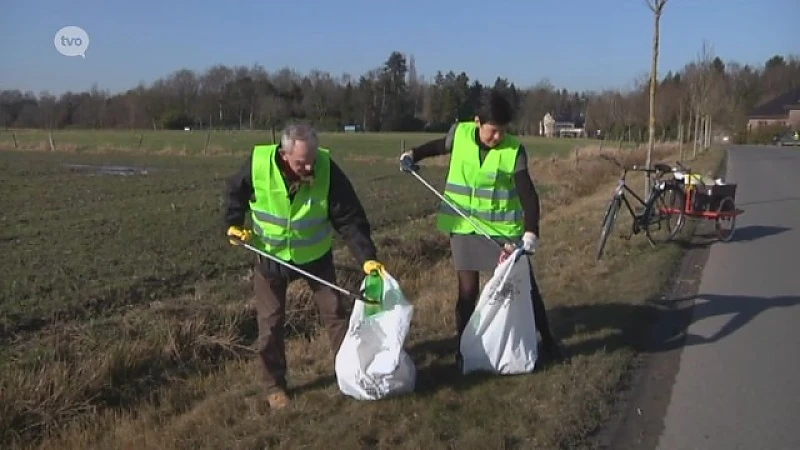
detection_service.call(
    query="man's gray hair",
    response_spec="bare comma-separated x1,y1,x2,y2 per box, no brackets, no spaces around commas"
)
280,122,319,154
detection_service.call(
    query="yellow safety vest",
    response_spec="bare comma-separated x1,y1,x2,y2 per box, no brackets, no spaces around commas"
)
249,144,333,264
436,122,524,237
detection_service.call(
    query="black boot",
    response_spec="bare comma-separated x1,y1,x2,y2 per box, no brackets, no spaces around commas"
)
540,337,570,364
455,350,464,373
528,270,570,364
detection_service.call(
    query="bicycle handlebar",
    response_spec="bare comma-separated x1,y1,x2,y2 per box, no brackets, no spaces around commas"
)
599,154,666,174
598,154,623,169
630,165,660,173
675,160,689,171
599,154,643,171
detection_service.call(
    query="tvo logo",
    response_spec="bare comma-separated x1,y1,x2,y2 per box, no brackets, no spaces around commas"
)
54,26,90,58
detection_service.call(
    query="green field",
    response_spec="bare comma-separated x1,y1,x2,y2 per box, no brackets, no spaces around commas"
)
0,146,451,338
0,144,454,445
0,128,617,157
0,131,714,449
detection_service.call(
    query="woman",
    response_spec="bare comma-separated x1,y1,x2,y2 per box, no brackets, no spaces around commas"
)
399,90,567,366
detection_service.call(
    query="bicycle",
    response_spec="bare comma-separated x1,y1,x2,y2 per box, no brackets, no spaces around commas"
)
596,155,686,261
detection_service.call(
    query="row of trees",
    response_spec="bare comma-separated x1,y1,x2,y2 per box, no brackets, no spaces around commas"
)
2,48,798,141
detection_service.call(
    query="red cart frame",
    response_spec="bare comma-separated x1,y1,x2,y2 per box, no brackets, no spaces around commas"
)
661,179,745,242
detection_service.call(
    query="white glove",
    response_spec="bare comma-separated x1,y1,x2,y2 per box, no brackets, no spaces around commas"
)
521,232,538,253
399,151,418,173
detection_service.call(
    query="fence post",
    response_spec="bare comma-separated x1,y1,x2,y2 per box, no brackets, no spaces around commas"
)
574,147,579,170
203,129,212,155
48,130,55,152
12,132,18,149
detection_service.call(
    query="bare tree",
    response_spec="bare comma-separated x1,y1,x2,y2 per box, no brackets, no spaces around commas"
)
258,92,285,136
123,87,142,129
247,64,269,130
677,85,694,160
703,61,730,148
686,41,715,158
656,78,680,142
644,0,668,192
0,107,9,129
200,65,233,128
521,80,557,135
38,91,57,130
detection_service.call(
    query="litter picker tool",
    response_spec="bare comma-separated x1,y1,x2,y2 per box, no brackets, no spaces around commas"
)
230,236,379,304
404,168,518,251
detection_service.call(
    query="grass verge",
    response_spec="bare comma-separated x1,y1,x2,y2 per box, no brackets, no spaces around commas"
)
1,142,724,449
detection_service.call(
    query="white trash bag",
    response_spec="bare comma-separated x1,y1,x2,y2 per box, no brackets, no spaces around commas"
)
335,269,416,400
460,249,538,375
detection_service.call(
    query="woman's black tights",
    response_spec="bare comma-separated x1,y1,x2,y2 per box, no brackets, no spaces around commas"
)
454,268,556,346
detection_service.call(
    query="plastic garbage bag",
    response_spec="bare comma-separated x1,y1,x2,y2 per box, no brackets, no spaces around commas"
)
460,249,538,375
334,269,416,400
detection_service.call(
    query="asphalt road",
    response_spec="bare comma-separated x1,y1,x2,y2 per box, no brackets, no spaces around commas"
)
655,145,800,450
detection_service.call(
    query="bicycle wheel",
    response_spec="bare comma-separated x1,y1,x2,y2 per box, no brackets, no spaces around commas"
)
645,185,686,245
597,195,621,260
715,196,737,242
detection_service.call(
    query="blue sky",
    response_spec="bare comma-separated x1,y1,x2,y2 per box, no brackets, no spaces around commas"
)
1,0,797,96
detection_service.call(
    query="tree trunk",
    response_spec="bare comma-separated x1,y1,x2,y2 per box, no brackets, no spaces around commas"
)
693,108,701,159
678,101,684,160
646,8,661,193
702,116,708,150
701,115,706,149
687,105,693,154
699,116,705,152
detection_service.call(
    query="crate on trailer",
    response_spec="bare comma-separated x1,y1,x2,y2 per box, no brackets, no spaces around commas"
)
690,183,737,212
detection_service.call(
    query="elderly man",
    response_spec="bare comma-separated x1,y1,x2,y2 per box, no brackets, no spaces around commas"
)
223,122,385,409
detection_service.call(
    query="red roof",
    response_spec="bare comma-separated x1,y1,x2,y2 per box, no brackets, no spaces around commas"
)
749,88,800,117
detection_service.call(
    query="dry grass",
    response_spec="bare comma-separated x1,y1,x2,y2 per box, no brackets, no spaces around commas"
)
1,143,725,450
532,142,682,208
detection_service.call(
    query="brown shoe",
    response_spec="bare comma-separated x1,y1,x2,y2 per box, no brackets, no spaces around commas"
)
267,390,290,410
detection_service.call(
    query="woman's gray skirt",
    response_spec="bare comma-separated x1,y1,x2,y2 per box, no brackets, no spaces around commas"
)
449,233,520,272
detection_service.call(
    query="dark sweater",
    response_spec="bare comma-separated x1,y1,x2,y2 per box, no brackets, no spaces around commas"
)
410,123,541,237
223,146,378,267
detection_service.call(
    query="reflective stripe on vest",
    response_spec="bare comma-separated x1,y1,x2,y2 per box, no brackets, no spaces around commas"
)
436,121,524,238
249,144,333,264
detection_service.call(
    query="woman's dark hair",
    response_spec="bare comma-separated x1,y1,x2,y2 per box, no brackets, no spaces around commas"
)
476,89,513,126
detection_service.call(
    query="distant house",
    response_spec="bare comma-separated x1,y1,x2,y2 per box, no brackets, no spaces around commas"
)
747,88,800,131
342,124,363,132
539,112,586,138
